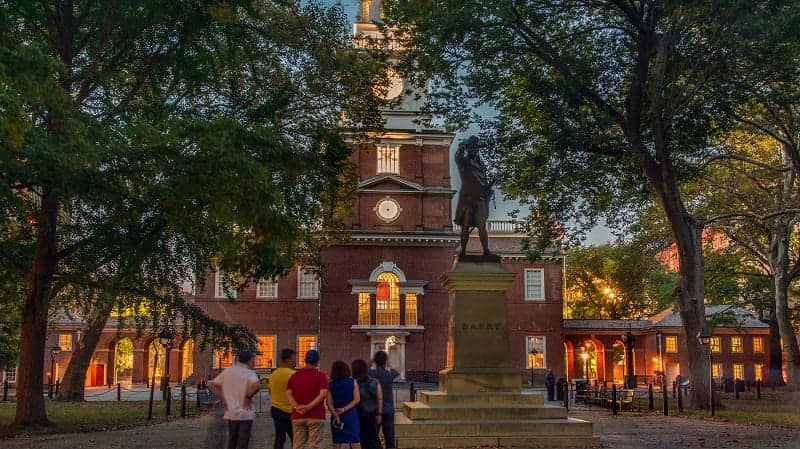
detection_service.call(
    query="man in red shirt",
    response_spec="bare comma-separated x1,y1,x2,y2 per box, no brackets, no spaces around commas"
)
286,350,328,449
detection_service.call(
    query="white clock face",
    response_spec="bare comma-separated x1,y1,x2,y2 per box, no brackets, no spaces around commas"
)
377,69,404,100
376,198,401,222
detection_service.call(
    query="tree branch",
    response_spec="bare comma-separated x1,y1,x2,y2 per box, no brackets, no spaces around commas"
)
507,1,626,126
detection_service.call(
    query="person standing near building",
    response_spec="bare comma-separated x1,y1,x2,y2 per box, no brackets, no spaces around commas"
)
545,369,556,401
368,351,398,449
352,359,382,449
207,349,261,449
269,348,297,449
326,360,361,449
287,350,329,449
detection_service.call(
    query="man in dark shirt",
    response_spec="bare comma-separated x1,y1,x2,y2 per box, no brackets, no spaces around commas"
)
369,350,399,449
545,369,556,401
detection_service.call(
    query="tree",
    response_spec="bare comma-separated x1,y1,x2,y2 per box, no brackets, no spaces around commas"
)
565,241,674,320
0,0,383,426
386,0,782,409
698,126,800,388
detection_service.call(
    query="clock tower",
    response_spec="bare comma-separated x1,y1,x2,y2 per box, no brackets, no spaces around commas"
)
318,0,458,379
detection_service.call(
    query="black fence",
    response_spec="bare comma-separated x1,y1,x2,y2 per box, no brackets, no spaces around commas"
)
405,370,439,383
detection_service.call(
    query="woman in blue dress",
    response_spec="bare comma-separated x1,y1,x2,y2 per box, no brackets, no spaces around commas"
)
327,360,361,449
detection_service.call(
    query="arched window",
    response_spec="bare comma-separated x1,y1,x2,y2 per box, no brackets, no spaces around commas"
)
375,272,400,326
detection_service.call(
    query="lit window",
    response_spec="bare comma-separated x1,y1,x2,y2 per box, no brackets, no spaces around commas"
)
712,363,722,380
257,278,278,298
526,336,546,368
3,367,16,384
733,363,744,380
377,144,399,174
710,337,721,353
298,335,317,356
182,339,194,378
754,364,764,382
524,268,544,301
665,336,678,353
216,271,237,299
358,293,371,325
256,336,276,368
213,349,234,369
405,293,418,326
59,334,73,351
731,336,743,353
375,272,400,326
752,337,764,353
298,267,319,299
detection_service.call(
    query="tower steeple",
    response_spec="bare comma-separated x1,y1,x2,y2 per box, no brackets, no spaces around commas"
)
357,0,382,23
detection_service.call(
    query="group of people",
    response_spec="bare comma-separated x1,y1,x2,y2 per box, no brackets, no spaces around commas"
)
209,347,398,449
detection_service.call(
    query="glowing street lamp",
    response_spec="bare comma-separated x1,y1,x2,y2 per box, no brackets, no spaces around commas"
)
580,350,590,380
49,345,61,399
529,349,539,386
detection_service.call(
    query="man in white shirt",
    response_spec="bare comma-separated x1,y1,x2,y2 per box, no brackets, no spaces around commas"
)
209,349,261,449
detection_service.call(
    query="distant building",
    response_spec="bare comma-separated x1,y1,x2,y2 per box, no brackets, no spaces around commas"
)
563,305,772,385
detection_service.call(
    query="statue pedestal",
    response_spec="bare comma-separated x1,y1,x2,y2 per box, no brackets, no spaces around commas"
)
395,259,599,448
439,260,519,394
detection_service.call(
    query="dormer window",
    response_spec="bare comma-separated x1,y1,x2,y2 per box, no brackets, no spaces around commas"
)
377,144,399,174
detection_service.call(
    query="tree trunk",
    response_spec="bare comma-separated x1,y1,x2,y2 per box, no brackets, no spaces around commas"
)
636,137,710,409
767,314,786,387
57,294,115,401
769,145,800,390
14,191,59,426
771,236,800,389
14,294,51,426
671,222,711,410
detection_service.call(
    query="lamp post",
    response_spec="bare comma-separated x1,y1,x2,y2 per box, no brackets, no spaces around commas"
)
696,327,714,416
621,325,636,389
158,331,174,400
580,350,589,380
49,345,61,399
656,331,667,416
529,349,539,387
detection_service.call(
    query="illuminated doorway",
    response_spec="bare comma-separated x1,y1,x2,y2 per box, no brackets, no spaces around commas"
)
148,340,167,381
182,339,194,380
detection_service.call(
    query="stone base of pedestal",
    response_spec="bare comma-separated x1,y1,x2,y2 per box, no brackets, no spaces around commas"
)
439,368,521,393
396,259,599,448
396,391,599,448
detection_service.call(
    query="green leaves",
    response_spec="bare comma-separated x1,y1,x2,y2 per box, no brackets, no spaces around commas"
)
1,0,382,359
565,241,675,320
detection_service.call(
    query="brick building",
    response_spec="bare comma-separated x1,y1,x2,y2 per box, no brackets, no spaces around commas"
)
563,305,772,386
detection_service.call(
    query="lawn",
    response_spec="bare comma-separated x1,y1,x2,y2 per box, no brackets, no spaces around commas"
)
624,387,800,429
0,400,200,438
680,389,800,429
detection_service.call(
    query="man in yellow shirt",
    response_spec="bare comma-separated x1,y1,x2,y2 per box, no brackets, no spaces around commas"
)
269,348,296,449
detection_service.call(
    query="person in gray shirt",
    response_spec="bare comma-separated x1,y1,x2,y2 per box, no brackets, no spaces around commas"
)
368,351,398,449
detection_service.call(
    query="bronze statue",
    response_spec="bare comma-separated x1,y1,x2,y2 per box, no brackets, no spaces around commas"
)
454,136,492,256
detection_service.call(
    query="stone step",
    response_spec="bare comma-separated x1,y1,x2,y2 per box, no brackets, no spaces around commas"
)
395,416,594,437
403,401,568,420
420,390,544,407
395,435,601,448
